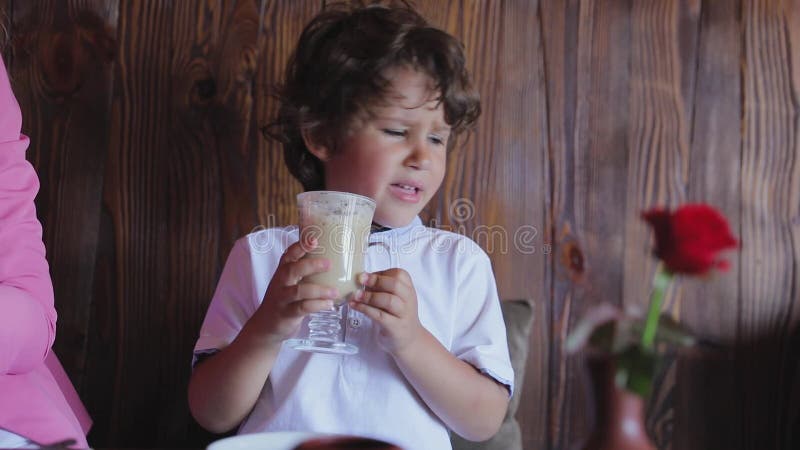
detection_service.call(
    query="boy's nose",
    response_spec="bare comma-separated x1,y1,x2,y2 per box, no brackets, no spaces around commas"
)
406,140,432,170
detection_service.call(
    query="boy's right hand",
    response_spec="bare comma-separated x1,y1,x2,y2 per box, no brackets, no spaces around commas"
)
245,238,339,345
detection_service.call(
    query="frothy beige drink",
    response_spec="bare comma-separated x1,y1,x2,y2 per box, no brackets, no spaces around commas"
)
298,191,376,304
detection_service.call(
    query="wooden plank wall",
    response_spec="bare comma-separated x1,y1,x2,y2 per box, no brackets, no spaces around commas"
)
1,1,798,449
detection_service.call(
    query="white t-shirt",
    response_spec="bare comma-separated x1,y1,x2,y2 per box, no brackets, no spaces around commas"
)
194,216,514,450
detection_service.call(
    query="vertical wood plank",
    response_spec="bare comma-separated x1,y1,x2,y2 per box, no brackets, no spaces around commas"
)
412,0,460,37
0,1,9,58
153,0,264,446
739,0,800,448
92,1,173,446
676,0,743,448
546,0,633,447
436,0,502,244
624,0,688,326
253,0,323,228
540,2,580,449
785,4,800,448
624,1,697,448
213,0,264,252
492,2,550,449
6,0,117,400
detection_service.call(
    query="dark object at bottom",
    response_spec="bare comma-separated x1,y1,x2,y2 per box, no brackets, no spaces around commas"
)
294,436,403,450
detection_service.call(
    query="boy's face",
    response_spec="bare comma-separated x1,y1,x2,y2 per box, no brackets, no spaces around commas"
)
310,67,450,228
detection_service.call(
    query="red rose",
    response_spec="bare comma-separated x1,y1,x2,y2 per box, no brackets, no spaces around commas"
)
642,204,737,275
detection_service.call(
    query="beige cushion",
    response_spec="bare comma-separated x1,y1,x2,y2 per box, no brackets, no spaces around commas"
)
450,299,534,450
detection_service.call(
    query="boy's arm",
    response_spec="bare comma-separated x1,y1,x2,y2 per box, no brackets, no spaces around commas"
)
188,239,338,433
392,330,509,441
188,322,283,433
350,268,510,441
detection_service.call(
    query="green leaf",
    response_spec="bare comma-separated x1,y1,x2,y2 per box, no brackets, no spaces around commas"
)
614,345,657,398
630,314,696,348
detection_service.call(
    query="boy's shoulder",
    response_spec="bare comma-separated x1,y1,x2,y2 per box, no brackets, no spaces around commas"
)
417,223,471,241
410,224,491,261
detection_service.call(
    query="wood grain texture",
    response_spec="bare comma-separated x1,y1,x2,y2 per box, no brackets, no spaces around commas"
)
3,0,800,449
542,0,634,447
253,1,323,228
676,0,743,449
93,1,174,445
491,1,550,448
785,4,800,448
156,0,263,446
624,1,693,447
738,1,800,449
0,1,9,57
540,3,584,449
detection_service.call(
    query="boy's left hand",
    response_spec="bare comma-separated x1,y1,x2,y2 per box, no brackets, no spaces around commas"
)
350,268,424,354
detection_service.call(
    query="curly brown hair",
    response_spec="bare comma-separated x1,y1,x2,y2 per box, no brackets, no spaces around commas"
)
263,0,481,192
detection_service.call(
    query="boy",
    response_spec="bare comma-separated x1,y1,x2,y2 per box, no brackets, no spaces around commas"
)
189,3,513,449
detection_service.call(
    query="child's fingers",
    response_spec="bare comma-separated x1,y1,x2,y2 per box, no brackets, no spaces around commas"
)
349,298,398,326
353,290,403,317
280,238,317,264
279,257,330,285
368,268,412,284
287,283,339,302
358,271,410,298
286,298,336,317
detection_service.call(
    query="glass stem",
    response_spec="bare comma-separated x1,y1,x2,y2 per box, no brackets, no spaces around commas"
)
307,304,344,342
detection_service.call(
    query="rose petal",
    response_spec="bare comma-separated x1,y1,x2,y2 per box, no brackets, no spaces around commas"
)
643,204,737,275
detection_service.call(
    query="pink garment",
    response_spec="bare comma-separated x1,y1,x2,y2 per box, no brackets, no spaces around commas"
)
0,54,90,448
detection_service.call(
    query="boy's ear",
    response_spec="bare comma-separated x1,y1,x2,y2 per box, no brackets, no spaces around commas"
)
302,129,331,161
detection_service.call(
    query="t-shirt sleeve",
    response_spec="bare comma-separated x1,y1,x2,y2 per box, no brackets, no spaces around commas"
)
193,237,265,367
450,245,514,396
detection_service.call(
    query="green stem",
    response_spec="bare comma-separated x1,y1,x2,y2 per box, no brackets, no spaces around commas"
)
641,265,672,350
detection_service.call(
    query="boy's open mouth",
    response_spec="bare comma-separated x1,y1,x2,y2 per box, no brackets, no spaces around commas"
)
391,183,420,193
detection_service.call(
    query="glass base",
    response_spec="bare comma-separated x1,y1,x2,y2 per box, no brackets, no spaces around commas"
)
285,338,358,355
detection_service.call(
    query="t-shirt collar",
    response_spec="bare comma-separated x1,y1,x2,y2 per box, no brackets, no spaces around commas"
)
369,216,423,243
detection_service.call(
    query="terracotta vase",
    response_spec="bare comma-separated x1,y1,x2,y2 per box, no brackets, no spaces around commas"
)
581,356,657,450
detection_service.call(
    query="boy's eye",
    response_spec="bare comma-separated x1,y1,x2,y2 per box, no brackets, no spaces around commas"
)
429,135,446,146
382,129,406,137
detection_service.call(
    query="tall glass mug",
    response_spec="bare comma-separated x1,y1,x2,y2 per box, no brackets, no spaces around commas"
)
284,191,376,355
